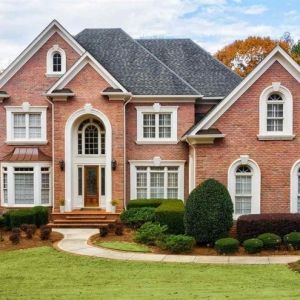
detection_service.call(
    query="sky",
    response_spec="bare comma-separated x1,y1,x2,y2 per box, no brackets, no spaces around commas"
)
0,0,299,70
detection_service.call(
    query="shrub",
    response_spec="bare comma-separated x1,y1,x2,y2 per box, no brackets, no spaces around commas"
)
162,235,195,253
12,227,21,236
99,226,109,237
115,221,124,236
9,210,36,229
9,232,20,244
237,213,300,242
155,200,185,234
283,232,300,250
257,233,282,250
40,225,52,240
32,206,48,226
25,227,34,239
120,207,156,228
28,224,37,234
0,216,4,241
243,238,264,254
215,238,239,254
127,199,164,209
135,222,168,245
184,179,233,244
20,224,29,232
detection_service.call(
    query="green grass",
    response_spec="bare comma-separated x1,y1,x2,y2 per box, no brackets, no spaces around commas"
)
97,241,150,252
1,247,300,299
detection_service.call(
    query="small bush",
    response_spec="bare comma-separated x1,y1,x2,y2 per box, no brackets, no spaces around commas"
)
162,235,195,253
20,224,29,233
40,225,52,240
127,199,164,209
257,233,282,250
243,238,264,254
155,200,185,234
99,226,109,237
135,222,168,245
115,221,124,236
25,227,34,239
28,224,37,234
9,232,20,244
215,238,239,254
120,207,155,228
11,227,21,236
237,213,300,242
283,232,300,250
32,206,48,226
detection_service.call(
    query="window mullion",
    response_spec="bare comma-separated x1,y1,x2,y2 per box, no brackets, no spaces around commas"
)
147,167,150,199
164,167,167,199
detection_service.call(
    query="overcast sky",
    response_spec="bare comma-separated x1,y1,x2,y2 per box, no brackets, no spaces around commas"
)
0,0,299,70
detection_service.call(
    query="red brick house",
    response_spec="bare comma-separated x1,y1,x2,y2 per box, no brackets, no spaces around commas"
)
1,20,298,222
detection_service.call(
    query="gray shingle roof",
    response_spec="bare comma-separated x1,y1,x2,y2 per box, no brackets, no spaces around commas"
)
136,39,242,97
75,29,198,95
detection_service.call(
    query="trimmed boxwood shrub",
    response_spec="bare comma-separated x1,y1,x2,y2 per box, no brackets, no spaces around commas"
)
155,200,185,234
162,235,195,253
184,179,233,244
237,213,300,242
283,232,300,250
120,207,156,228
32,206,48,226
257,233,282,250
134,222,168,245
243,238,263,254
127,199,163,209
215,238,239,254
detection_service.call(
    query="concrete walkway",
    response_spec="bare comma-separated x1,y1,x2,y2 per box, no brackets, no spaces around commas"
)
55,228,300,265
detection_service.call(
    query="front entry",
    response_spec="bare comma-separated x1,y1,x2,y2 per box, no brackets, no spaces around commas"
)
84,166,99,207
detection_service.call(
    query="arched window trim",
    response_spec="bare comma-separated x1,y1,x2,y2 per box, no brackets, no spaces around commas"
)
46,45,66,76
77,119,105,156
258,82,294,140
228,157,261,219
290,160,300,212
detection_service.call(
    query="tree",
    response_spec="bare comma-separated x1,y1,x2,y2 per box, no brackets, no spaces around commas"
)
184,178,233,244
214,36,293,77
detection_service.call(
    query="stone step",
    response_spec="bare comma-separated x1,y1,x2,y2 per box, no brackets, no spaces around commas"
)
52,219,116,224
65,215,107,220
48,222,107,228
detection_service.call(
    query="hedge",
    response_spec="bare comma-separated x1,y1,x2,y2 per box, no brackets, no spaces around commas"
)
155,200,185,234
237,213,300,242
127,199,164,209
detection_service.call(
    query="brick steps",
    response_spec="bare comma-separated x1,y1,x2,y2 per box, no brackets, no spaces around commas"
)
48,223,109,228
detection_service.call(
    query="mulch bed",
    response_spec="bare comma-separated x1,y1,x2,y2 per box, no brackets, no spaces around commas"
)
91,227,300,256
0,229,63,251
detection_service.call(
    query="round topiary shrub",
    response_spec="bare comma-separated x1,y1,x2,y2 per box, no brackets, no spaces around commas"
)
214,238,239,254
257,233,282,250
283,232,300,250
162,235,196,253
184,178,233,244
243,238,263,254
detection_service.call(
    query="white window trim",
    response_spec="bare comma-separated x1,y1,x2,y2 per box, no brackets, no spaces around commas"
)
290,160,300,213
129,157,185,200
136,103,178,144
5,102,48,145
1,162,51,207
228,156,261,219
46,44,66,77
258,82,294,140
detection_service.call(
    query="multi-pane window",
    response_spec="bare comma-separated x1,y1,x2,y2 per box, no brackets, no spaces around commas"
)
13,113,42,140
53,52,62,72
267,93,283,132
3,167,8,204
14,167,34,205
235,165,252,215
143,113,172,139
41,167,50,204
136,166,179,199
84,125,98,155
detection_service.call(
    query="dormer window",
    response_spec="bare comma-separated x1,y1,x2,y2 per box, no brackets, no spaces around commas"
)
46,45,66,76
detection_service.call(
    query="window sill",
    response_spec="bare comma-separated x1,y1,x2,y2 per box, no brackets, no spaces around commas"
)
45,73,64,78
6,140,48,145
135,140,179,145
257,134,295,141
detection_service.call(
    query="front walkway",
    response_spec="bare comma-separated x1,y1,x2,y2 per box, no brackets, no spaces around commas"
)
55,228,300,264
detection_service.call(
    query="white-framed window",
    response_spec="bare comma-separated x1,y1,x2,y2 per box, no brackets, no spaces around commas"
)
46,45,66,76
1,163,51,207
77,118,105,156
228,156,261,218
258,82,293,140
130,158,185,200
5,103,47,145
290,160,300,212
136,103,178,144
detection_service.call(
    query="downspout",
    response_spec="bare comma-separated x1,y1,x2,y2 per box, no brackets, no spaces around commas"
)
123,94,132,210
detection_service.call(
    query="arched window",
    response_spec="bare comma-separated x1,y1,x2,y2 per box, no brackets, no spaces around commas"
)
46,45,66,76
228,157,261,218
290,161,300,212
77,119,105,155
259,83,293,140
52,52,62,72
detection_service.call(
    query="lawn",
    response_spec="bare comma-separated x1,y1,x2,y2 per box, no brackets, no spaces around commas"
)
1,247,300,299
97,241,150,252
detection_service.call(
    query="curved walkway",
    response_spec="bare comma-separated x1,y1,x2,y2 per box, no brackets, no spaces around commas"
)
55,228,300,264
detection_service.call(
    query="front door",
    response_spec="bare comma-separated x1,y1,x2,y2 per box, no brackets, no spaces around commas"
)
84,166,99,207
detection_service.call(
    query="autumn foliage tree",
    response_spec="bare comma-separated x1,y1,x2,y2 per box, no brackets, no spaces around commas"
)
215,36,300,77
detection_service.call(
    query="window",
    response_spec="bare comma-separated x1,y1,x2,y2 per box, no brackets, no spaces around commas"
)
136,104,178,143
77,119,105,155
46,45,66,76
6,103,47,144
78,167,83,196
258,83,293,140
228,157,260,218
101,167,106,196
52,52,62,72
1,164,51,207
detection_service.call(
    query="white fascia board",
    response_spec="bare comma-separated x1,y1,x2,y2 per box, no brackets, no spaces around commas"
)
187,46,300,136
47,53,127,93
0,20,85,88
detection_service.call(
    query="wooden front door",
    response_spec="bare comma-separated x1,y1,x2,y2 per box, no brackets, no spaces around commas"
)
84,166,99,207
